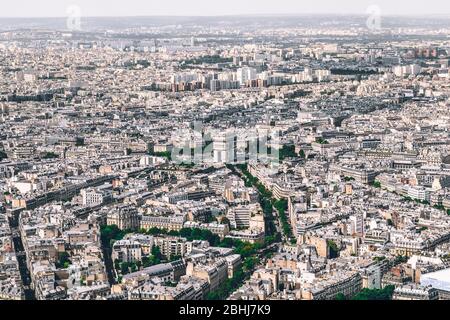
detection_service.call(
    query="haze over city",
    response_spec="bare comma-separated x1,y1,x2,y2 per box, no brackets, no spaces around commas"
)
0,0,450,17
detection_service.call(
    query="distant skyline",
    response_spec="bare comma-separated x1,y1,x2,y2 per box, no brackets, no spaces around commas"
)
0,0,450,18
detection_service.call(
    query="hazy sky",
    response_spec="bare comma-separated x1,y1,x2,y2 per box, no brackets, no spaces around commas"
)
0,0,449,17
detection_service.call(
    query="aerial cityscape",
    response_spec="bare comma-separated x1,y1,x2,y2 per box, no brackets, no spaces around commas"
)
1,2,450,303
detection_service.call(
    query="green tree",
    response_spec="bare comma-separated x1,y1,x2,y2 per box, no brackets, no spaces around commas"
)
142,256,153,268
120,262,130,275
373,256,386,263
43,152,59,159
279,145,298,160
146,227,167,236
151,246,163,262
75,137,84,146
351,286,395,300
168,230,180,236
206,267,247,300
101,225,127,248
372,181,382,188
243,257,258,272
335,293,347,300
316,137,329,145
218,238,235,248
56,252,71,269
327,240,339,258
299,150,306,159
149,151,172,161
394,255,408,265
220,217,231,227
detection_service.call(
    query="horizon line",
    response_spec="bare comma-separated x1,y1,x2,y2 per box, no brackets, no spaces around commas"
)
0,13,450,19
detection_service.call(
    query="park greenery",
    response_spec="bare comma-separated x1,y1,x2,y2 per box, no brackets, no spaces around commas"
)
315,137,329,145
433,204,450,216
373,256,386,263
101,224,269,275
55,252,71,269
148,150,172,161
42,152,59,159
273,199,295,243
299,149,306,159
351,285,395,300
402,196,430,205
393,255,409,266
278,145,298,161
230,164,289,243
371,180,450,216
149,148,199,167
101,161,292,294
327,240,340,258
371,180,382,188
206,255,266,300
206,267,247,300
100,225,130,248
335,285,395,300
